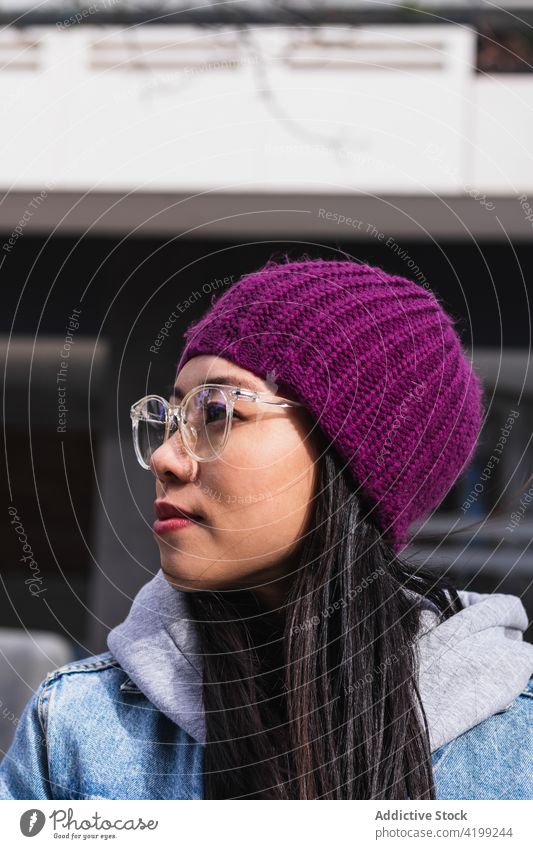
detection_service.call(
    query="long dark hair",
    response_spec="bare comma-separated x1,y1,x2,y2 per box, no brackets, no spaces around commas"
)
184,437,463,799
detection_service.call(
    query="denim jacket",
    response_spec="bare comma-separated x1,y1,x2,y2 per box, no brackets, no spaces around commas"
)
0,650,531,800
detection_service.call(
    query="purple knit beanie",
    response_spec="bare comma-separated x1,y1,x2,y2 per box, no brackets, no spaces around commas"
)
176,256,485,553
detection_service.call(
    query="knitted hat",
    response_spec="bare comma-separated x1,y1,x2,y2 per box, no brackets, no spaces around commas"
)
176,256,485,553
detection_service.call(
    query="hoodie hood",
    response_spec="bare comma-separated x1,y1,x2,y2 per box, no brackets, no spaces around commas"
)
107,569,533,753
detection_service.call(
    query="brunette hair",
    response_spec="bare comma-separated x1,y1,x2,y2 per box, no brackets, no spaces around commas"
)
185,436,463,799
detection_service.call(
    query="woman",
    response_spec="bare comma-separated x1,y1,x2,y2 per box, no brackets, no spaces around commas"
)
1,256,532,800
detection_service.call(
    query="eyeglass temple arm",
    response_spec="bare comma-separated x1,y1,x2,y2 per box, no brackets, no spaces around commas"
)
233,388,303,408
258,398,303,407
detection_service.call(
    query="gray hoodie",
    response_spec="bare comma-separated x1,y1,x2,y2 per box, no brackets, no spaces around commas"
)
107,569,533,753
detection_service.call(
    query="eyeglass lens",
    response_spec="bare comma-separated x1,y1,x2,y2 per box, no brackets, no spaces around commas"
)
135,387,231,465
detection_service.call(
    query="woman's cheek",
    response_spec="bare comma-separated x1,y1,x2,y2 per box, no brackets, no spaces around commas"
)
197,423,317,534
247,466,316,545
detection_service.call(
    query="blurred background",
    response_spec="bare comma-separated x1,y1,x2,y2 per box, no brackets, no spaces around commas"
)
1,0,533,753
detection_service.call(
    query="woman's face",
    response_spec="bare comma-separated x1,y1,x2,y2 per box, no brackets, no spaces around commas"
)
150,355,320,608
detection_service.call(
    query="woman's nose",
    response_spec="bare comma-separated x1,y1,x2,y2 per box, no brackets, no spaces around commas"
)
149,430,199,483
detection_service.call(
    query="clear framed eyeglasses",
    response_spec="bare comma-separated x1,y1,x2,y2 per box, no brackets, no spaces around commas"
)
130,383,304,469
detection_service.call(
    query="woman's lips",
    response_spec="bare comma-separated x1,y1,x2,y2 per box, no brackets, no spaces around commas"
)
152,516,202,535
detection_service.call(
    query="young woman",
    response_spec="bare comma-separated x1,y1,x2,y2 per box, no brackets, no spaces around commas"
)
1,256,532,800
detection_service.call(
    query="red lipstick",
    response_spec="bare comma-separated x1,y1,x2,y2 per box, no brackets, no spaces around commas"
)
153,500,203,535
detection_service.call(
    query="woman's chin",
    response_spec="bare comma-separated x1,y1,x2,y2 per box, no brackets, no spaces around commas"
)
160,562,218,592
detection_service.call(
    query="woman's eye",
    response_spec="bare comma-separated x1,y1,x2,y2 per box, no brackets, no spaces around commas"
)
205,403,228,424
205,403,241,424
